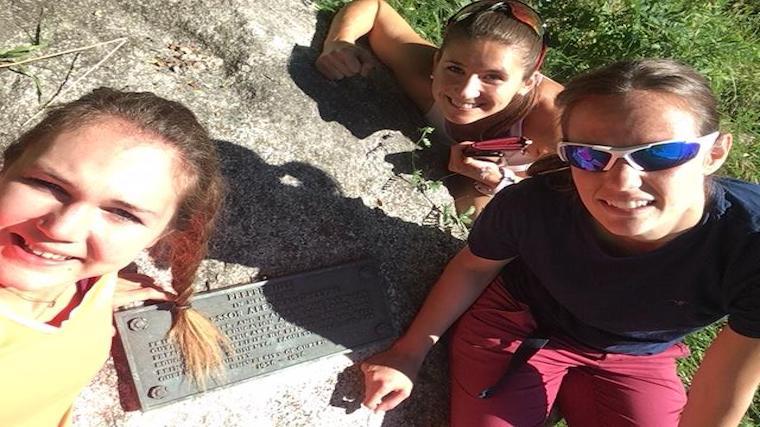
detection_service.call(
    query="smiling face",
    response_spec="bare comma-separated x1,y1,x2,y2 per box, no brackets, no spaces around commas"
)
431,37,535,125
566,91,729,252
0,117,183,295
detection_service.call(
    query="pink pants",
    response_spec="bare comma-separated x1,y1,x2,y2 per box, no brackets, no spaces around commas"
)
450,279,690,427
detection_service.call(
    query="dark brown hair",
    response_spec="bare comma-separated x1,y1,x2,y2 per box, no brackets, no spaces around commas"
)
6,88,228,386
441,0,546,136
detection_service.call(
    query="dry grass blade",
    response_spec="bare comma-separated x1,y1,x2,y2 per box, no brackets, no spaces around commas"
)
1,37,126,69
20,37,128,127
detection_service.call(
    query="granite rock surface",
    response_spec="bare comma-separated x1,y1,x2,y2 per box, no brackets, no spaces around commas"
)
1,0,465,426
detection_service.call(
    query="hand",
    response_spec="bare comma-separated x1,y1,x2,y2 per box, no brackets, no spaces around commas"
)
474,168,521,195
316,40,377,80
361,346,424,413
449,142,504,186
113,271,175,310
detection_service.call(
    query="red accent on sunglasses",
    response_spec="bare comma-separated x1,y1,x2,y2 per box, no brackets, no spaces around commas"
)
448,1,546,36
447,0,549,71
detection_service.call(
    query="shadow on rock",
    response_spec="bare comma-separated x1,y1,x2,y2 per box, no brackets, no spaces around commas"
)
288,10,425,141
209,140,462,426
288,44,423,141
329,363,364,415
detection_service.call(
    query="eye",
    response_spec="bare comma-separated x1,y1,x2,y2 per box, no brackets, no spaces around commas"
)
445,65,465,75
482,73,506,83
106,208,144,225
22,177,70,201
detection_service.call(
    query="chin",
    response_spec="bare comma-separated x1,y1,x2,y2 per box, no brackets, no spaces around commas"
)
443,110,488,125
0,262,74,293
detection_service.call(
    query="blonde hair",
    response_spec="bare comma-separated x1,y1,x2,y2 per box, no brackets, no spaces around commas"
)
7,88,229,387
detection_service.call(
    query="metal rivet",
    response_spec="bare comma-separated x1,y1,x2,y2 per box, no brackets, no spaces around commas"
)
147,385,168,399
127,317,149,331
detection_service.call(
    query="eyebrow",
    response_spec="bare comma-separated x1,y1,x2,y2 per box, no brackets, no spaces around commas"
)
34,165,160,218
444,60,508,74
109,200,160,218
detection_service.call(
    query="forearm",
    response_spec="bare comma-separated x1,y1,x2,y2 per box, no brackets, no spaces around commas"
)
323,0,381,45
680,377,756,427
393,248,508,358
679,327,760,427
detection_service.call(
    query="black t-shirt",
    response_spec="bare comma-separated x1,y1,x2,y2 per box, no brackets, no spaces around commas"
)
468,175,760,355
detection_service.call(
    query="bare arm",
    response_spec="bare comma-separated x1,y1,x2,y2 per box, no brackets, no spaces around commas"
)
321,0,381,48
679,326,760,427
362,246,511,411
316,0,437,110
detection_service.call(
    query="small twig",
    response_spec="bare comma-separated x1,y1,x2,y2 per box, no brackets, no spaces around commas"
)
47,52,80,105
21,37,128,127
0,37,126,69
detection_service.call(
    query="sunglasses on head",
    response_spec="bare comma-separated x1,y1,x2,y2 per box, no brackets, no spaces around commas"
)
447,1,549,70
557,132,720,172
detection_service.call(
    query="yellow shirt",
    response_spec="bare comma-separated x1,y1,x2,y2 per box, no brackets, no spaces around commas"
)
0,274,115,427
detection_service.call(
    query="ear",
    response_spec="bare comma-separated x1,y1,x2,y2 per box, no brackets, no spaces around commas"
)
431,50,442,74
702,133,732,175
517,71,540,96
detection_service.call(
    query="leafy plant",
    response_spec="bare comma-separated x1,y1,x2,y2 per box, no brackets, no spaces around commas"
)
406,126,476,234
438,203,475,230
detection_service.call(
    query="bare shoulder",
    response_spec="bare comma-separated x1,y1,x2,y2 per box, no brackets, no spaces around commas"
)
523,76,564,153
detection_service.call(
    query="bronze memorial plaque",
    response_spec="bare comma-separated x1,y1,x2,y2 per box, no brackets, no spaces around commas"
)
114,260,393,410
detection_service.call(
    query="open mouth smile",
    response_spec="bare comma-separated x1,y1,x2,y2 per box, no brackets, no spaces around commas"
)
447,96,482,110
602,199,655,211
12,234,76,261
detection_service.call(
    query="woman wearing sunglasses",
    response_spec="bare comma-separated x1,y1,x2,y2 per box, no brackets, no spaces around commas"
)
361,59,760,426
316,0,563,213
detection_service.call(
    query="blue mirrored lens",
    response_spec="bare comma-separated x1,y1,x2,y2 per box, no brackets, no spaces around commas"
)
631,142,700,171
563,146,611,171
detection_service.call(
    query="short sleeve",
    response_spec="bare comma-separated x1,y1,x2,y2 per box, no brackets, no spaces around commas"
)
467,188,520,260
727,270,760,338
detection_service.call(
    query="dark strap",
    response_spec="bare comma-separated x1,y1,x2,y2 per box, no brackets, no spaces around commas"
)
477,334,549,399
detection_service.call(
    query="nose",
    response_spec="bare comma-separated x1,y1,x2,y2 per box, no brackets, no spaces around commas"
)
36,203,94,243
604,158,643,190
459,75,482,99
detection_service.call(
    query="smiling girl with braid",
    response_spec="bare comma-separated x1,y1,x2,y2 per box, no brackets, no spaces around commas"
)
0,88,228,426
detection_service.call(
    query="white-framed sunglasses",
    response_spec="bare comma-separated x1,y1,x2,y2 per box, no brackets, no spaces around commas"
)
557,132,720,172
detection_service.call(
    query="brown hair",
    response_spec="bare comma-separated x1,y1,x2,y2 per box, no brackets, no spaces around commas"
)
7,88,228,386
441,0,546,137
529,58,720,184
555,58,719,136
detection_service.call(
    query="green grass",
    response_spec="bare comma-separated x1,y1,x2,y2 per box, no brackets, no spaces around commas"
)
1,15,48,103
317,0,759,425
317,0,759,183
